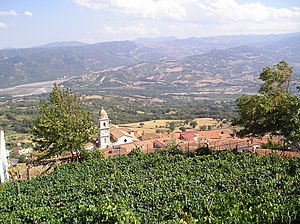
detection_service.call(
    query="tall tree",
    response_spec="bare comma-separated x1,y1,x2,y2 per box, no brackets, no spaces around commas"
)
167,121,176,132
190,121,197,129
32,83,95,159
233,61,300,142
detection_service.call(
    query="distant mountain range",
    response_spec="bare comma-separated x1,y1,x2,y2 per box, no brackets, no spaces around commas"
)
35,41,88,48
0,32,299,93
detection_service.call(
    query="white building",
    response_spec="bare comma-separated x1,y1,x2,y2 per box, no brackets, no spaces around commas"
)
98,108,111,149
97,108,136,149
0,130,9,183
110,125,134,146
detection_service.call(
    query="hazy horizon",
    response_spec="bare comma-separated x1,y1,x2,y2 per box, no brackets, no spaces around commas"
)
1,0,300,49
1,31,299,50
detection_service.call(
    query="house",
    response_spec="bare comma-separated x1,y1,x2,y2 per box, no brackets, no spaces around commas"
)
119,127,135,137
0,130,9,183
110,124,134,145
139,132,160,140
179,131,197,141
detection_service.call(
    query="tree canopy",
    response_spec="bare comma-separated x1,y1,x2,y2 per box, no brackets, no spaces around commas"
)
233,61,300,142
190,121,197,129
31,83,95,159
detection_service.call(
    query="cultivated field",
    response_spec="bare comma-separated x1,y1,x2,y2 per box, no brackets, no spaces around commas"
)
119,118,220,133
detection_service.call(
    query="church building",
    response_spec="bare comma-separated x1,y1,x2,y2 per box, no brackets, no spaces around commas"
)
98,108,135,149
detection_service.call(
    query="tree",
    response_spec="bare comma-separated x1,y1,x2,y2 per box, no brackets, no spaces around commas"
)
32,83,95,159
233,61,300,142
168,122,176,132
200,125,207,131
179,126,186,132
184,120,190,125
190,121,197,129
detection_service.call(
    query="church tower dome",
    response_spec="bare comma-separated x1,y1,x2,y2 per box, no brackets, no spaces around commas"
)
99,107,108,119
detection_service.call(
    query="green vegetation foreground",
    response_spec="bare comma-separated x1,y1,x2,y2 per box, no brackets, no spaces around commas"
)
1,148,300,223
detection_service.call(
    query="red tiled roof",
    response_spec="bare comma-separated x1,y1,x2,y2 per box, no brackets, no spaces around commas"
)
140,132,160,140
180,131,196,140
200,131,221,139
153,140,167,148
109,124,133,141
119,127,135,134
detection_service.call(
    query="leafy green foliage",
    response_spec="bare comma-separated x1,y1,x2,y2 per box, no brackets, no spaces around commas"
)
234,61,300,142
0,98,37,134
179,126,186,132
79,149,104,162
31,84,95,159
0,148,299,223
168,121,176,132
261,139,282,150
128,147,144,156
196,146,212,156
200,125,207,131
189,121,197,129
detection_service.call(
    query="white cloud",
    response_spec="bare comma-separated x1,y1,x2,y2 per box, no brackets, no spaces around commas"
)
72,0,108,10
0,22,7,29
73,0,300,36
101,23,160,36
24,11,33,17
73,0,187,20
72,0,300,21
0,10,17,17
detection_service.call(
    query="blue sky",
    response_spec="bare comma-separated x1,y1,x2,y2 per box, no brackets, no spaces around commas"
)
0,0,300,48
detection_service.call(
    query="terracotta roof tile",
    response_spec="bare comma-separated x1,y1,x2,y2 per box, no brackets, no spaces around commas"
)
140,132,160,140
180,131,196,140
110,124,132,140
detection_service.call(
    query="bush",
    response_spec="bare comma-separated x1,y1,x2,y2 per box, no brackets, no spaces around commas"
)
179,127,186,132
196,146,213,156
261,139,282,150
159,143,182,156
128,148,144,156
80,149,104,161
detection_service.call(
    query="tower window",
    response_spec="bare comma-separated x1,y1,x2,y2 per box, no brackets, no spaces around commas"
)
103,122,106,127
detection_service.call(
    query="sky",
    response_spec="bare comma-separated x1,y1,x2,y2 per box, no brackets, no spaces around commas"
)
0,0,300,48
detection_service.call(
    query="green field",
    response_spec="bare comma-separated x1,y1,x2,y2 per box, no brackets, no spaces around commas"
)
1,148,299,223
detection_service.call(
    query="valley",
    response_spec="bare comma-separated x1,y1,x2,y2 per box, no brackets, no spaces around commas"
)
0,32,299,97
1,32,299,142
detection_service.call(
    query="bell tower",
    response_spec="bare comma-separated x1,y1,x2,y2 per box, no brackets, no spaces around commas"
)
98,107,110,149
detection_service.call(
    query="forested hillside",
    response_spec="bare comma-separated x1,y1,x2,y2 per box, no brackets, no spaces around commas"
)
0,32,299,91
1,148,299,223
0,41,138,88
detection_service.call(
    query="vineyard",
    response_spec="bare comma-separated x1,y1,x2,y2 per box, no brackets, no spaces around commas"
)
0,148,300,223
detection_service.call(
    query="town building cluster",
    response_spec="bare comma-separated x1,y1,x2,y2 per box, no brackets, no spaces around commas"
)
97,108,261,158
4,107,300,182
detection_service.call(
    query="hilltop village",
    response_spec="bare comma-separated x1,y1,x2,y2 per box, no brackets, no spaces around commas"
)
96,108,261,158
4,105,300,182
